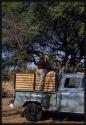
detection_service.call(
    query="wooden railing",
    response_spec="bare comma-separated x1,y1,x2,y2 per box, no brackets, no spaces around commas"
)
15,71,56,92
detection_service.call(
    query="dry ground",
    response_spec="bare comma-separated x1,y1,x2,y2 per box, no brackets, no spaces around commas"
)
2,98,84,124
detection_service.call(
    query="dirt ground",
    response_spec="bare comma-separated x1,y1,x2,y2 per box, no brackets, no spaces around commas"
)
2,98,84,124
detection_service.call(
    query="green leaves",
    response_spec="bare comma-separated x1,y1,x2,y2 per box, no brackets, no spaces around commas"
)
78,23,84,35
2,2,24,14
49,3,64,20
2,1,84,71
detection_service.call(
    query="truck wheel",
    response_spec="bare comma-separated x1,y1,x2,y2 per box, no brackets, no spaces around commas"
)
24,102,43,121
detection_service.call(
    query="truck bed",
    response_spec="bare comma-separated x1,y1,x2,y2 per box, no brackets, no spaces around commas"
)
15,72,56,92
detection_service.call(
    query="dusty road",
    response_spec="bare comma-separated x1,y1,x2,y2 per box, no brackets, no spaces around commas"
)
2,98,84,124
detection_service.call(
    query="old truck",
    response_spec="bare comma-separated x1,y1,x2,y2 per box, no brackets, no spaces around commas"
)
12,72,84,121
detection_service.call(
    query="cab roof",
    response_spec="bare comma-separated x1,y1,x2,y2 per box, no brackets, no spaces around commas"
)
62,73,84,78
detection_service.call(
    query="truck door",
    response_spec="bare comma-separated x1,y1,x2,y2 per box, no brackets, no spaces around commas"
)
48,92,60,111
59,76,84,113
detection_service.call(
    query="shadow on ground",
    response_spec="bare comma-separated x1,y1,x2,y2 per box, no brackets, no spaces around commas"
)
42,111,84,122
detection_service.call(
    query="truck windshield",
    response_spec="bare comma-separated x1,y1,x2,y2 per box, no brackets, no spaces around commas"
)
64,78,83,88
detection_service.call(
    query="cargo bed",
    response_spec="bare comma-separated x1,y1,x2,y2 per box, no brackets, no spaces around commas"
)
14,72,57,92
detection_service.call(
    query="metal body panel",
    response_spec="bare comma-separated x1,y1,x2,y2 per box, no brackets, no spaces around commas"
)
14,91,45,107
58,90,84,114
14,73,84,114
14,91,60,111
58,73,84,114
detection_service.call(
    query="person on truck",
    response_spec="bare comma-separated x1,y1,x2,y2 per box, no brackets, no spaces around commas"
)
59,66,65,77
36,56,52,91
58,62,74,78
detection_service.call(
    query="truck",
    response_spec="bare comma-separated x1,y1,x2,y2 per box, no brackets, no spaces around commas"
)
12,72,84,121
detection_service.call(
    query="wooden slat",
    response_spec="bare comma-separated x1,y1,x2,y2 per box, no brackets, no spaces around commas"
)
36,78,55,80
35,86,55,88
16,85,33,87
16,87,33,89
16,88,33,90
16,79,34,81
16,74,34,76
36,83,55,86
35,82,55,85
16,81,34,83
16,73,34,76
36,76,55,78
16,82,34,84
35,86,55,87
35,88,55,90
16,80,34,82
16,77,34,79
16,80,34,81
37,83,55,85
16,76,34,78
16,86,33,88
36,79,55,81
35,82,54,84
15,89,33,91
35,87,55,89
36,80,55,83
16,83,33,85
16,84,33,86
16,76,34,77
35,85,55,87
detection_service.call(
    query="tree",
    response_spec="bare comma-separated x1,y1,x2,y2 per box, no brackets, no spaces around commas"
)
2,1,84,71
2,2,39,71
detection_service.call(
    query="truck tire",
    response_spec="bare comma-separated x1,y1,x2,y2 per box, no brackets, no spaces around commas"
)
24,102,43,121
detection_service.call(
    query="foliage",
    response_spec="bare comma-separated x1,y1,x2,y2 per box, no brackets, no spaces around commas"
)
2,1,84,71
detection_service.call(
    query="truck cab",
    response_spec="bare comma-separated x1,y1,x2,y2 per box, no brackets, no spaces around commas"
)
13,73,84,121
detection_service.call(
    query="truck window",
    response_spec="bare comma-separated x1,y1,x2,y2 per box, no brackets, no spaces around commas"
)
64,78,83,88
64,78,75,88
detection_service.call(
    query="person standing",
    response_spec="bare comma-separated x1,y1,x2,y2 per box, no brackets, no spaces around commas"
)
36,56,51,91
